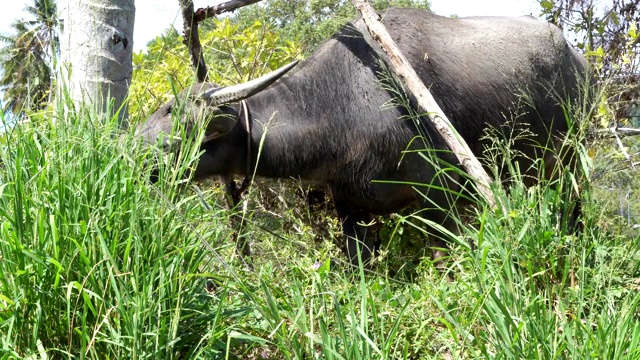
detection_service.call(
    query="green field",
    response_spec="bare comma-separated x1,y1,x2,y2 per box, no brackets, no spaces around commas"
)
0,88,638,359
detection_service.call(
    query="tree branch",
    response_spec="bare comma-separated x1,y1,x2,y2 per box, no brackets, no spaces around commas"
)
194,0,264,22
349,0,498,208
179,0,208,82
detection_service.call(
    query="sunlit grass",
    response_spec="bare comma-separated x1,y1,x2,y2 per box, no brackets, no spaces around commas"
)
0,86,638,359
0,96,231,358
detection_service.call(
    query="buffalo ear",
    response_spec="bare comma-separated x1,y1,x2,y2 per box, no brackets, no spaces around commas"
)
202,112,238,143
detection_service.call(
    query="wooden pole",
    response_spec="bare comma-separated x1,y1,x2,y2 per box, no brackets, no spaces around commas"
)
350,0,497,208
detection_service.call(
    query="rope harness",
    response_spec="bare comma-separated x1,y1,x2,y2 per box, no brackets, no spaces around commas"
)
220,100,254,261
223,99,252,207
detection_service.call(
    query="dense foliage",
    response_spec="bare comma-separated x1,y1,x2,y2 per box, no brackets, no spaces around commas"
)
232,0,429,55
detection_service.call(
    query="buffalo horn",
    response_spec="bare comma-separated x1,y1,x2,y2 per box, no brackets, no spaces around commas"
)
199,60,299,105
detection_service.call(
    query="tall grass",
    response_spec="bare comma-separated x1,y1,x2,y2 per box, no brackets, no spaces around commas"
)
434,179,640,359
0,81,638,359
0,97,232,358
417,89,640,358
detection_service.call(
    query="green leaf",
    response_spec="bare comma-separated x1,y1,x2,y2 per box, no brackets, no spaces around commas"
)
540,0,554,11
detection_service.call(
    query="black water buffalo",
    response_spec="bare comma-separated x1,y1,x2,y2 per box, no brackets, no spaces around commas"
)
137,8,589,264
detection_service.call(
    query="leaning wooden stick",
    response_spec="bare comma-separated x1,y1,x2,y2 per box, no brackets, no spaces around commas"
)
350,0,498,208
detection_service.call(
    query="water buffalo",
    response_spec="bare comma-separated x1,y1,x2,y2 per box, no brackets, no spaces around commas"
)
137,8,589,264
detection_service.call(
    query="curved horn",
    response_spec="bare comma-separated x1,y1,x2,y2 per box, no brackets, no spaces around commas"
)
199,60,299,105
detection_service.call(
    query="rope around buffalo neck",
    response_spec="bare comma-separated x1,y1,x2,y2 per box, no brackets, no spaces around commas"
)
223,99,252,207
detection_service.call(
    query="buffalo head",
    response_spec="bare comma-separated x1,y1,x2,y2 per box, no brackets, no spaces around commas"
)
136,61,299,153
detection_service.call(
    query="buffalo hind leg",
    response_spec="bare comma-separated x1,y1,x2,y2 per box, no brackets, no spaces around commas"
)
416,205,461,274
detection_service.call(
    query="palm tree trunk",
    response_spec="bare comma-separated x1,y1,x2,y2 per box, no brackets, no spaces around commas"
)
61,0,135,128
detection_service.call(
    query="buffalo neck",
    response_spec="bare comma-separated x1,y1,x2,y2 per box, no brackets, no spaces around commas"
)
239,32,412,183
243,71,347,183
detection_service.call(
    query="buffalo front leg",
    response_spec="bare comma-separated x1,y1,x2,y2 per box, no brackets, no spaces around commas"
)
222,176,253,268
332,200,377,266
341,211,377,266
